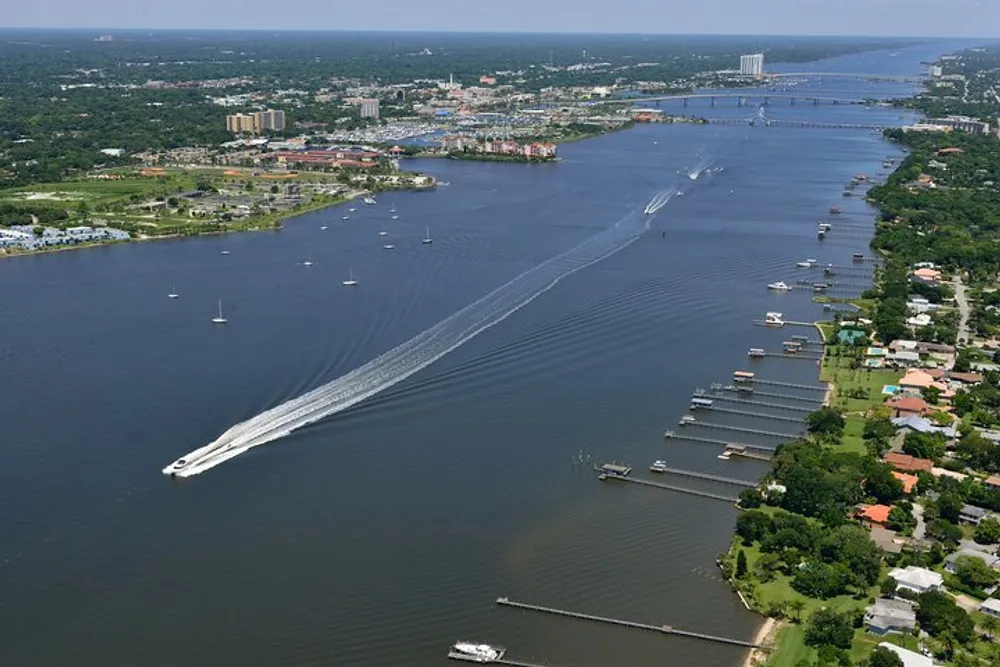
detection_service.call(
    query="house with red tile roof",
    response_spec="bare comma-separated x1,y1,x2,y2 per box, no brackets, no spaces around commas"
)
892,472,919,494
858,504,893,526
887,396,930,418
884,452,934,473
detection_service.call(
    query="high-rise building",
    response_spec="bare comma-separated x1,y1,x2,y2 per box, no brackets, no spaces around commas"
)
359,99,380,120
740,53,765,77
226,113,257,133
254,109,286,132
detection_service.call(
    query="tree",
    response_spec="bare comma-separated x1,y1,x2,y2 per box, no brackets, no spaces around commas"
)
866,645,904,667
887,505,915,533
927,518,963,544
863,462,905,503
806,407,846,438
936,493,964,524
915,591,975,643
804,608,854,649
954,555,999,589
902,431,946,461
974,517,1000,544
735,510,772,544
982,614,999,641
736,550,748,578
792,562,849,599
788,598,806,622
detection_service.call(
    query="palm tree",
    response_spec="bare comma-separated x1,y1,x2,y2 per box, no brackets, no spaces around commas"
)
982,614,999,641
788,599,806,623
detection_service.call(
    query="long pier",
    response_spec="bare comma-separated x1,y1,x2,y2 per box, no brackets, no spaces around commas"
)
495,598,769,650
753,379,828,392
762,352,822,361
699,393,814,412
703,406,805,423
753,319,816,328
720,386,822,403
656,466,756,487
664,432,778,452
691,422,801,439
600,474,739,502
448,653,552,667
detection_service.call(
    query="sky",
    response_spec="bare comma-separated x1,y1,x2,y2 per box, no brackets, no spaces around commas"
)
4,0,997,37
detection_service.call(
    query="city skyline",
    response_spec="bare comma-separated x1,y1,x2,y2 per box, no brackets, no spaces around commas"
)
4,0,998,38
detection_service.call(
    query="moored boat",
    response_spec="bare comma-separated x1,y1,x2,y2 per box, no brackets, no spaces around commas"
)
767,281,790,291
449,642,506,663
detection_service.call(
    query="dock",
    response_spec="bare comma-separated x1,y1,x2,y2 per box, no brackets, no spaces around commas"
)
448,653,551,667
695,392,814,413
753,319,815,328
692,422,802,439
719,386,822,403
761,352,822,361
753,379,828,392
664,432,777,452
496,598,770,650
600,473,740,502
652,466,756,487
701,406,805,423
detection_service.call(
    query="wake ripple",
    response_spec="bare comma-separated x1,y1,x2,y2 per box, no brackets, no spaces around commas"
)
163,187,680,477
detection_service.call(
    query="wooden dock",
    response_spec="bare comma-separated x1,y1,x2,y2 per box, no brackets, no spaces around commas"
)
719,386,822,404
693,422,801,439
703,406,805,423
753,379,828,392
664,432,777,452
600,474,739,502
761,352,822,361
696,391,814,413
496,598,770,650
654,466,756,487
448,652,553,667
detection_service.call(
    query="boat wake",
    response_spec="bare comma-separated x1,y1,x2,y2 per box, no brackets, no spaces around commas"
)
164,186,686,477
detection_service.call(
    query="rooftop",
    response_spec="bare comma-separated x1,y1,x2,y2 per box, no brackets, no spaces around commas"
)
892,472,919,494
884,452,934,473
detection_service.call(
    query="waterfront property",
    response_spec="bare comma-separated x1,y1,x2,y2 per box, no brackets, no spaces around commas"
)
887,566,943,595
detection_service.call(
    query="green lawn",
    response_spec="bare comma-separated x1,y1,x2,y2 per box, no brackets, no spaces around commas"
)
0,174,196,206
766,625,811,667
820,350,902,414
839,414,868,454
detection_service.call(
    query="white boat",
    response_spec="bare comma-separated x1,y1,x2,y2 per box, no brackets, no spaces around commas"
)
390,202,397,213
764,311,785,326
348,207,356,212
383,244,395,250
302,255,314,267
342,215,350,220
220,250,230,255
795,258,817,268
342,269,357,287
767,281,790,291
212,300,228,324
364,197,376,205
391,214,400,220
451,642,505,663
168,284,179,299
320,225,328,231
680,414,696,425
650,460,668,473
378,231,388,236
422,227,433,244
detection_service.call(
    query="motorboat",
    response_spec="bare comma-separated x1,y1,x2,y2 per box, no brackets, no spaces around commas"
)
320,225,328,231
450,642,505,663
382,244,395,250
342,215,350,220
829,206,842,215
767,281,790,291
680,414,696,425
378,231,388,236
650,460,668,473
796,258,817,268
166,458,187,476
220,250,230,255
212,300,228,325
764,312,784,326
391,214,400,220
818,223,832,231
348,207,356,212
342,269,357,287
364,197,377,205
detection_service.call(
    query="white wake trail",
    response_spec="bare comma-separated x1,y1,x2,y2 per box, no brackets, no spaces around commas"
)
164,189,679,477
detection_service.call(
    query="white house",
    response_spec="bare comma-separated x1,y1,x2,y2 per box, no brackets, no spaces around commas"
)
865,598,917,635
878,642,933,667
981,598,1000,619
888,565,943,594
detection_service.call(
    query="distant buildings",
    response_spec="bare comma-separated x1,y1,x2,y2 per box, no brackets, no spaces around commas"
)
359,99,380,120
930,115,991,134
225,109,286,134
0,225,129,251
439,136,557,159
740,53,765,77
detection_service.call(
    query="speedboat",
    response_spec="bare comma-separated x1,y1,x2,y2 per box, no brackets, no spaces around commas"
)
451,642,505,663
348,207,356,212
320,226,328,231
764,311,784,326
767,281,790,291
220,250,230,255
795,258,817,268
650,460,668,473
364,197,376,205
166,458,188,476
378,231,388,236
342,215,350,220
391,214,400,220
382,244,395,250
680,414,696,425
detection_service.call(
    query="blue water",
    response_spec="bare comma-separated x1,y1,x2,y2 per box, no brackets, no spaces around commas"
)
0,40,972,667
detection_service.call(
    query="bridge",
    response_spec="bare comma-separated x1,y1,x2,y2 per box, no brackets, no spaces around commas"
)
613,92,868,107
767,72,925,83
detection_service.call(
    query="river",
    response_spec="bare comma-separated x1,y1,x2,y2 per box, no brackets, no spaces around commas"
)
0,40,973,667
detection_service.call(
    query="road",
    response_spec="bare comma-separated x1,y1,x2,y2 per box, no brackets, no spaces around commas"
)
954,273,970,349
912,503,926,540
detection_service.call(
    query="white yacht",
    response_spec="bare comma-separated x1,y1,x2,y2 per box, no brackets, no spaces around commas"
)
767,281,790,291
391,214,400,220
364,196,377,205
320,225,328,231
422,227,433,244
451,642,505,663
378,231,388,236
302,255,314,267
383,243,395,250
650,460,668,473
795,258,817,268
212,300,228,324
342,269,357,287
764,311,785,326
220,250,230,255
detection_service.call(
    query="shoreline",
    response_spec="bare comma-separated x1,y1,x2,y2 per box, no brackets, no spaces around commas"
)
741,618,780,667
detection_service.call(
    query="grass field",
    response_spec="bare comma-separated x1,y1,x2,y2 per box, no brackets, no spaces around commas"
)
820,351,902,414
1,174,196,206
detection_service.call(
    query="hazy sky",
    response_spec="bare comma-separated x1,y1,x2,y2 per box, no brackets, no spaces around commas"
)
5,0,995,37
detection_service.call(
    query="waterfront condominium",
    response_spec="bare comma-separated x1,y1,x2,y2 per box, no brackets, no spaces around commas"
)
740,53,765,77
225,109,286,134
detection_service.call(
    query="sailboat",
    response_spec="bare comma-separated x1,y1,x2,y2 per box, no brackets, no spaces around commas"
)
422,227,433,244
342,269,357,287
168,284,179,299
390,202,399,220
302,253,314,267
212,300,228,324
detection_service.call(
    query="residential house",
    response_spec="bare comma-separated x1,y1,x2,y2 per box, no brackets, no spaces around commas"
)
912,267,942,284
980,598,1000,619
892,472,919,494
944,547,1000,573
877,643,933,667
959,504,989,525
858,504,893,526
891,415,957,439
984,475,1000,490
898,369,935,392
906,313,933,328
886,396,930,418
870,526,905,555
884,452,934,473
888,565,943,594
865,598,917,635
888,351,921,367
